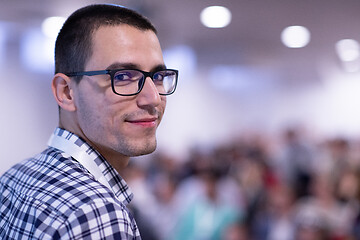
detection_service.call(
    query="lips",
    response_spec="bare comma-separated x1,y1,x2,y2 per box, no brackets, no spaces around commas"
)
125,117,158,127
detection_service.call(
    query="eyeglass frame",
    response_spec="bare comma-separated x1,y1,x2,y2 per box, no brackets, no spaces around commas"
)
65,68,178,96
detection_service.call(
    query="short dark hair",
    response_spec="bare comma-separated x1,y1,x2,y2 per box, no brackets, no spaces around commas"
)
55,4,157,82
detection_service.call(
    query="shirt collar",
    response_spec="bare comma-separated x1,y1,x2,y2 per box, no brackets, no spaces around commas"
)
47,127,134,205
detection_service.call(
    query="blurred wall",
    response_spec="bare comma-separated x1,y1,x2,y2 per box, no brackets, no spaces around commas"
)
2,1,360,174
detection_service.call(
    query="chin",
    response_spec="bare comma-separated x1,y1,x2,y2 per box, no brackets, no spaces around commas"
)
136,147,156,156
138,141,157,155
121,139,157,157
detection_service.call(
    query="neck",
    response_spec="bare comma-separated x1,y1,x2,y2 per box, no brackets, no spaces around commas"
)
59,120,130,175
101,149,130,174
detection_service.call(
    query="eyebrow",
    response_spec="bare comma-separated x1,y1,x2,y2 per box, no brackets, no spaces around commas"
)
105,62,167,72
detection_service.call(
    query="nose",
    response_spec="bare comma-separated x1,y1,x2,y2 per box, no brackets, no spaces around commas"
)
136,77,162,108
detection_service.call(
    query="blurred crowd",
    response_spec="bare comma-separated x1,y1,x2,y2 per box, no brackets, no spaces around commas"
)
125,127,360,240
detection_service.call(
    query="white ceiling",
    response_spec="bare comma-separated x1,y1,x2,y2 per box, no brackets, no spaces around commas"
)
1,0,360,87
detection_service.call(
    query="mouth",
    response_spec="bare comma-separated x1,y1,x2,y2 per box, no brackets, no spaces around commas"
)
125,117,158,127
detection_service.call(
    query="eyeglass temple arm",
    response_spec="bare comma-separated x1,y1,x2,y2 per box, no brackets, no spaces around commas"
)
66,70,109,77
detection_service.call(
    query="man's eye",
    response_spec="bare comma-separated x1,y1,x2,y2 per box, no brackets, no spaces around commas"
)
153,72,164,81
114,73,131,81
113,72,135,86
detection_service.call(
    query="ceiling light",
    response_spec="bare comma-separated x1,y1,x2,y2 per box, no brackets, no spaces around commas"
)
200,6,232,28
335,39,360,62
42,16,66,39
281,25,310,48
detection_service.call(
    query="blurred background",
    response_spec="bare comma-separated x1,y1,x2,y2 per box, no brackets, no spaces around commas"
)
2,0,360,239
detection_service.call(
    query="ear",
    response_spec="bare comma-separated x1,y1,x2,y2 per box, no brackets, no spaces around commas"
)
51,73,76,112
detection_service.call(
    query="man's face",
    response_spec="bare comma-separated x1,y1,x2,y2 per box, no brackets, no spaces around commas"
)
72,25,166,159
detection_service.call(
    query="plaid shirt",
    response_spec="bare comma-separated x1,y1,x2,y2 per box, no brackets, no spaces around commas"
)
0,128,141,239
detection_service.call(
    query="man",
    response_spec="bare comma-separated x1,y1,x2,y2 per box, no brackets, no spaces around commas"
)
0,4,178,239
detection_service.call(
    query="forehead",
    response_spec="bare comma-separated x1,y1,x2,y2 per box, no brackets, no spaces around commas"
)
87,25,164,70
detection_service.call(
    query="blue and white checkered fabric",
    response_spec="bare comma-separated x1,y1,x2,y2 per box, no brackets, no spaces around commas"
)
0,128,141,239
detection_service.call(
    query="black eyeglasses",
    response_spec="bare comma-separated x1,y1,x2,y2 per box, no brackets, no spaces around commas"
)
65,69,178,96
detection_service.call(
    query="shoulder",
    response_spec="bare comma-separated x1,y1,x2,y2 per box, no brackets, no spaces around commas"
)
49,199,140,239
1,147,118,205
1,147,94,196
1,147,140,239
24,194,140,239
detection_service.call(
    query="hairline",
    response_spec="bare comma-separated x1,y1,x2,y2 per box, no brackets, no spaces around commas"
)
84,23,158,71
55,4,158,81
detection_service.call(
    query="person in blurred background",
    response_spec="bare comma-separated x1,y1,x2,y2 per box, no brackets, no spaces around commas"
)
0,4,178,239
252,182,296,240
172,165,241,240
274,127,316,199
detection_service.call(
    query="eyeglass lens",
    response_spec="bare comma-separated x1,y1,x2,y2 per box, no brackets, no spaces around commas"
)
113,70,177,95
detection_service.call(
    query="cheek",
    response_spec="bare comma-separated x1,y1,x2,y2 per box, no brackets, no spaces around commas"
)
159,97,167,120
161,96,167,105
76,96,103,129
76,90,115,130
106,102,140,138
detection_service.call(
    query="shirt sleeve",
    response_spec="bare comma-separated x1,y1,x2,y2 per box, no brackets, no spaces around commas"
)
53,200,141,240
